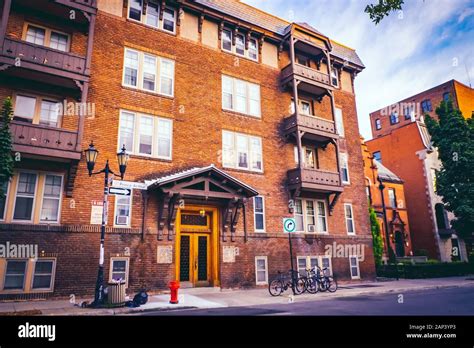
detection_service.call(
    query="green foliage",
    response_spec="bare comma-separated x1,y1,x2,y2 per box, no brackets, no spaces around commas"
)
369,207,384,266
365,0,404,24
425,100,474,241
0,97,14,198
377,262,473,279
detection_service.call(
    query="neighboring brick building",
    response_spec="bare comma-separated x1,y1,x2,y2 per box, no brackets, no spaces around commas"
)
362,139,412,261
366,80,471,262
0,0,374,299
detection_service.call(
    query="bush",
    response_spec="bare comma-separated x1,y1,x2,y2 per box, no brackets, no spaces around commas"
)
377,262,474,279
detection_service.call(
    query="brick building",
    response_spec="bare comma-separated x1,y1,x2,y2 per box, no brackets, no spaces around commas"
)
0,0,374,299
362,138,413,261
367,80,472,262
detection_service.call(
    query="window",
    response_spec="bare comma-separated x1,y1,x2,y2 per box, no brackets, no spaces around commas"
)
349,256,360,279
335,108,344,137
294,199,328,233
373,151,382,163
340,153,350,184
25,24,69,52
128,1,176,33
0,181,8,220
291,99,314,116
301,101,311,115
387,188,396,208
32,260,55,290
221,29,259,61
13,94,60,127
118,110,173,159
123,48,175,97
403,105,415,120
248,39,258,61
331,67,339,87
435,203,449,230
304,147,317,169
13,172,37,221
222,75,261,117
421,99,432,113
297,256,332,277
222,131,262,172
296,55,310,67
222,29,232,52
40,175,62,222
390,112,399,125
114,195,132,227
344,203,355,234
235,34,245,56
3,260,27,290
443,92,450,103
375,118,382,130
110,258,129,287
253,196,265,232
255,257,268,285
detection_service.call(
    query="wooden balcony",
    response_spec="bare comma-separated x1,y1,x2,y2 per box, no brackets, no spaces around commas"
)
53,0,98,13
284,113,338,142
287,167,343,193
0,38,88,82
10,121,81,160
281,63,333,95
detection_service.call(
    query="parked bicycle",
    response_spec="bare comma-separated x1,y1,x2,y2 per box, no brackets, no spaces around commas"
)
305,266,338,294
268,269,305,296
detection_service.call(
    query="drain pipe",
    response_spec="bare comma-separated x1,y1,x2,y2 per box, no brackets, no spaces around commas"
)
243,201,248,243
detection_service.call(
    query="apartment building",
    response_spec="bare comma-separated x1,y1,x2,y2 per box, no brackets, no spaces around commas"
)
0,0,373,298
367,80,472,262
362,139,412,261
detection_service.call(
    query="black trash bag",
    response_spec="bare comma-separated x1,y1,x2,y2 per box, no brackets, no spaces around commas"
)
132,290,148,307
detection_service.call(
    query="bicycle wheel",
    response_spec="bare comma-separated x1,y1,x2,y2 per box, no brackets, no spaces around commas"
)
318,277,329,292
306,277,319,294
327,276,338,293
294,277,306,295
269,279,284,296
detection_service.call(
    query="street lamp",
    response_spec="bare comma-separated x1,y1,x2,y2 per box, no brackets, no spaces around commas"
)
84,141,129,307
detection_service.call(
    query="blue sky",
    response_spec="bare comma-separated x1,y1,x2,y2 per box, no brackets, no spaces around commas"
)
241,0,474,139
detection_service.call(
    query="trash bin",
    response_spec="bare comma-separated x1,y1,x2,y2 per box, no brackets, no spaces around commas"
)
107,281,126,306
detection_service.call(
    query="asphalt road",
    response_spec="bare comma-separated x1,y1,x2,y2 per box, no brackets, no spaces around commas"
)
140,286,474,316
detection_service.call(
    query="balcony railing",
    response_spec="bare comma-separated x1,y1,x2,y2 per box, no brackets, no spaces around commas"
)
288,167,343,192
281,63,331,87
53,0,97,12
284,113,337,139
10,121,81,160
1,38,87,78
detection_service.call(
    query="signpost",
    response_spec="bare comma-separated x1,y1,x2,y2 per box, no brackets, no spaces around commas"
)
109,187,131,196
283,218,297,295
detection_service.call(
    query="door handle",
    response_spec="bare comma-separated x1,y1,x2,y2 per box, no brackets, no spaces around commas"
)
194,260,197,270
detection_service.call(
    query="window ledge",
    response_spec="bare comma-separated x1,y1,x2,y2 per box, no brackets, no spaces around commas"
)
222,109,262,120
222,166,264,176
121,85,174,100
128,154,172,163
126,18,177,37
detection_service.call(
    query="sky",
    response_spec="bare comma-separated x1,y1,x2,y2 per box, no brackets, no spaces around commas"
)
241,0,474,140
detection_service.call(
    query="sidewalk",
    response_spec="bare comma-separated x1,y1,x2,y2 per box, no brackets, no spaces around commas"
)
0,276,473,316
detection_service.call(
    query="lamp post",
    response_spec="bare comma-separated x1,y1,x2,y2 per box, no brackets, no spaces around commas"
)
84,142,129,307
377,177,396,263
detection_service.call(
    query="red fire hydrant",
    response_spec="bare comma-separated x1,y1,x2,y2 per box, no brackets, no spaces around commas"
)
169,281,180,304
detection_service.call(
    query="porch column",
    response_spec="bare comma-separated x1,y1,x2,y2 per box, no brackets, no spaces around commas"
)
0,0,12,52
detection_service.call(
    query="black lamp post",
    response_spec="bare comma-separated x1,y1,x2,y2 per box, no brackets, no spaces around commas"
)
84,142,129,307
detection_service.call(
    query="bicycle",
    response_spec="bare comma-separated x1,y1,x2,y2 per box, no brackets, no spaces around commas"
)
305,266,338,293
268,269,305,296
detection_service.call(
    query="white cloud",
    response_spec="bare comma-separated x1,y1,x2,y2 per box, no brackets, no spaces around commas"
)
242,0,473,139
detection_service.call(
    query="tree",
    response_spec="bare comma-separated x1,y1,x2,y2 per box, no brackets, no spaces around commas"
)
0,97,14,198
425,100,474,243
369,207,384,266
365,0,405,24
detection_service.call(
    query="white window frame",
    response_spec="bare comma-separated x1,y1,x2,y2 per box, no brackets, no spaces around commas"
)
344,203,355,235
109,257,130,288
31,259,56,291
335,107,344,137
340,153,350,184
253,196,265,233
221,29,259,62
12,171,39,223
349,256,360,280
388,188,396,208
39,174,64,223
122,48,175,97
331,67,339,87
222,131,263,173
297,256,332,276
114,193,133,228
24,23,71,52
118,110,173,160
0,180,10,221
221,75,261,117
127,1,177,34
294,199,328,234
2,259,28,291
375,118,382,130
255,256,268,285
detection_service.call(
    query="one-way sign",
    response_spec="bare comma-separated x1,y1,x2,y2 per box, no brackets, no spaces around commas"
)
109,187,131,196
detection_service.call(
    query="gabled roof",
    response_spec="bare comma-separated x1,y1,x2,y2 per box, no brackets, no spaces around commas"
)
192,0,364,69
375,161,403,184
145,164,259,197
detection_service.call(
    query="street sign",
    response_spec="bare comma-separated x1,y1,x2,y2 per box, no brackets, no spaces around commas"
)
112,180,147,190
283,218,297,233
109,187,131,196
90,200,103,225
